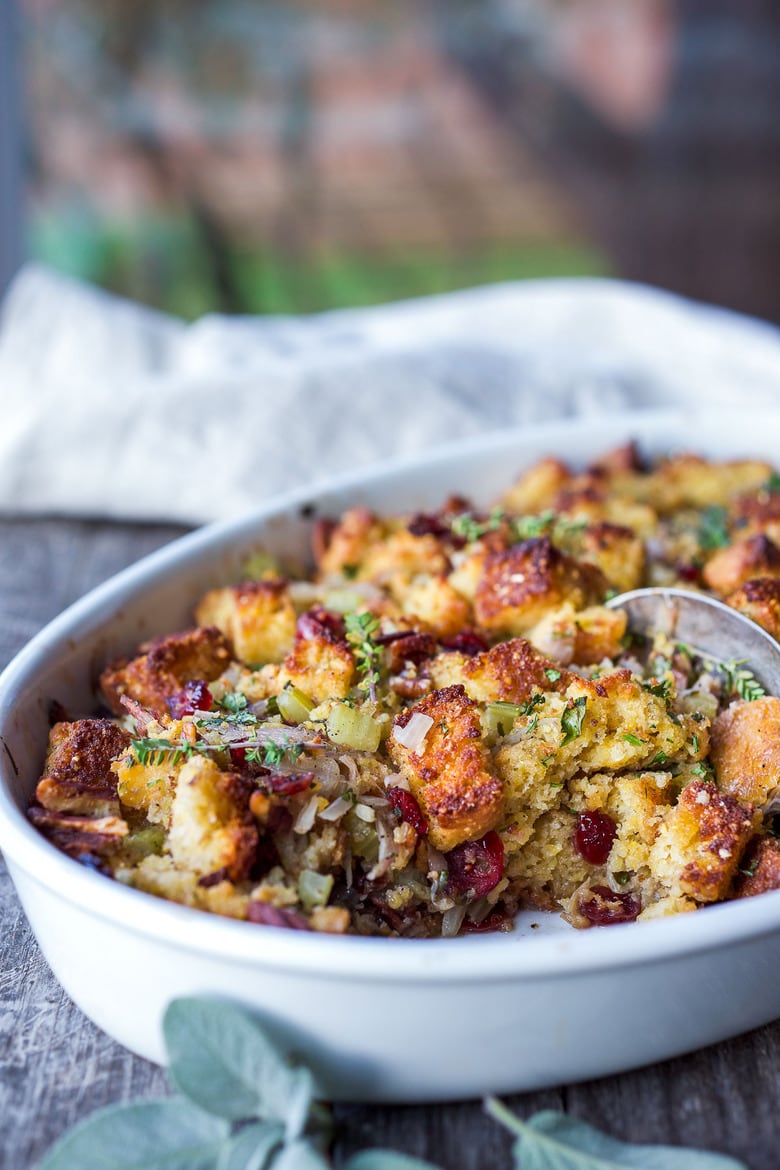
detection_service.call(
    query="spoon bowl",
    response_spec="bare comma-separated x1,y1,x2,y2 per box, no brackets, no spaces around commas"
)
605,587,780,696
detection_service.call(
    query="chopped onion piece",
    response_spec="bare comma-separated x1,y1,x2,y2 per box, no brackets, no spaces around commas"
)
318,795,353,822
293,793,320,834
354,803,376,823
441,906,466,938
393,712,434,752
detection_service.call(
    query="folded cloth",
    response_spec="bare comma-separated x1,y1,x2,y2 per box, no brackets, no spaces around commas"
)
1,264,780,525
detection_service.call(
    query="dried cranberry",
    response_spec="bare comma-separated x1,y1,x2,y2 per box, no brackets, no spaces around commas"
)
447,831,504,898
298,606,346,644
408,513,451,539
440,630,489,657
387,787,429,836
246,903,311,930
264,772,315,796
573,811,617,866
166,679,213,718
579,885,641,926
460,907,511,934
676,562,701,583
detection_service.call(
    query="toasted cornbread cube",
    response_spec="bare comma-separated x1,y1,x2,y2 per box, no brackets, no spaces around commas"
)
494,673,700,832
733,837,780,899
727,577,780,640
637,894,698,921
169,756,257,883
388,684,504,851
474,537,607,636
111,719,193,825
35,719,129,816
361,530,449,596
703,534,780,596
710,697,780,808
429,636,570,705
277,624,355,703
527,604,627,666
578,523,645,593
504,809,591,909
100,627,232,718
617,456,771,514
447,549,488,603
648,779,756,903
117,854,250,918
195,580,297,665
568,770,674,875
500,458,571,514
317,507,385,578
401,576,471,639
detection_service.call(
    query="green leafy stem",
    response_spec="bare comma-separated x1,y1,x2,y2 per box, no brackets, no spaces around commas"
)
36,997,749,1170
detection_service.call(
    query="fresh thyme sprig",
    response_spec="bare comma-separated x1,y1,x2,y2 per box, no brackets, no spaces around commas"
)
129,737,213,768
722,659,766,702
698,505,730,550
245,740,305,768
345,611,381,702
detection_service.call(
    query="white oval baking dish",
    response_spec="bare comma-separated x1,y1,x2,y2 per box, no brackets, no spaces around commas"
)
3,408,780,1103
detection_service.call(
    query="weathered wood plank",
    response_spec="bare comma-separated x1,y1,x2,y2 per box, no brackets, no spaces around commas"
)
1,517,779,1169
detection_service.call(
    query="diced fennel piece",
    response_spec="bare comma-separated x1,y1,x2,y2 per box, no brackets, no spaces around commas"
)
326,704,382,752
277,684,316,723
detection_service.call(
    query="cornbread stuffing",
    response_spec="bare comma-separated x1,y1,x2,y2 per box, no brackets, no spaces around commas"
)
27,446,780,936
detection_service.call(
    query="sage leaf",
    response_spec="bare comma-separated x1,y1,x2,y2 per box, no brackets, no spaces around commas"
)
216,1122,283,1170
164,998,315,1135
485,1100,749,1170
36,1099,228,1170
344,1151,444,1169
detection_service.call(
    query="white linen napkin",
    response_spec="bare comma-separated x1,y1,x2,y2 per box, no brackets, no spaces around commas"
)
2,263,780,525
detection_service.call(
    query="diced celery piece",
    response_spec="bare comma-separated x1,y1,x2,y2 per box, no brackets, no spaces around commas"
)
484,701,522,738
326,704,381,752
347,809,379,862
242,550,279,579
298,869,334,910
323,588,363,614
277,684,316,723
123,824,166,862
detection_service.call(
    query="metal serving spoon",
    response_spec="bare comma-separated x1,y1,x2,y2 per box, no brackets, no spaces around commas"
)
605,586,780,696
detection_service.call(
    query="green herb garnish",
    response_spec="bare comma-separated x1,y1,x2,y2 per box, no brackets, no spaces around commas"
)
544,667,562,683
698,505,730,550
450,507,504,543
643,678,671,702
723,659,766,702
345,610,381,702
622,733,646,747
246,739,304,769
560,697,587,746
129,737,212,768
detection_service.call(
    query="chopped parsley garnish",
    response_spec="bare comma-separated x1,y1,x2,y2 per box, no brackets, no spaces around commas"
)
691,761,714,779
560,697,587,746
345,611,381,702
642,678,671,702
698,505,730,550
622,733,646,747
651,750,669,766
541,753,556,767
765,472,780,494
612,871,631,886
519,693,546,716
544,667,562,683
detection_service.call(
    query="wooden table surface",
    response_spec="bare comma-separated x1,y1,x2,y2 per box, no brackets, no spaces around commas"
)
1,516,779,1169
